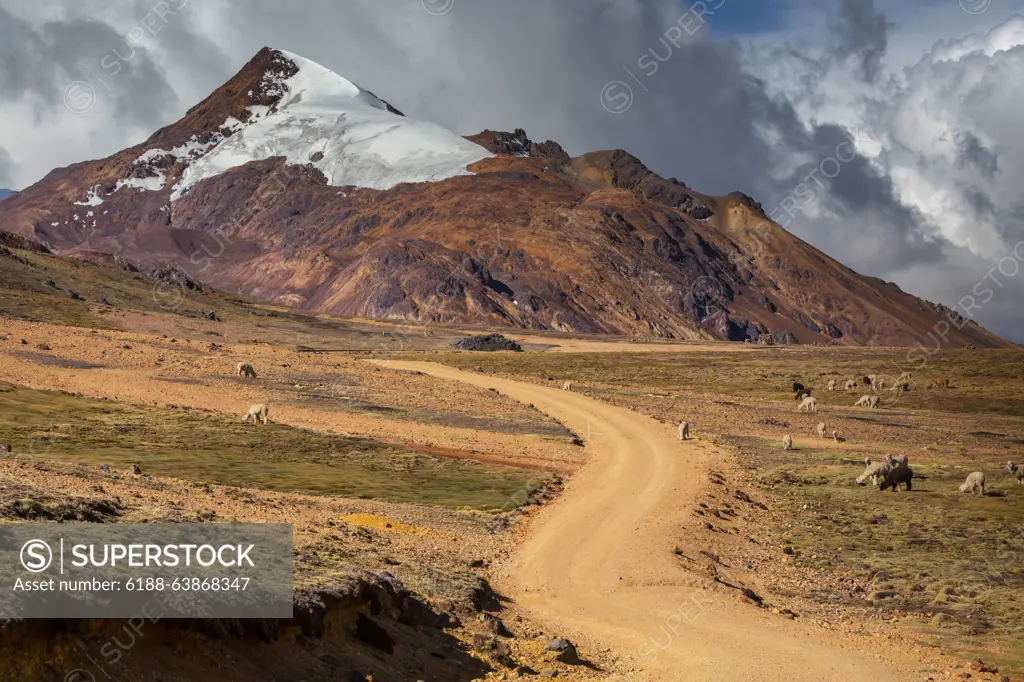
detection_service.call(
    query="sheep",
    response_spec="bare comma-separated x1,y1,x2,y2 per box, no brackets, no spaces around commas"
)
236,362,257,379
783,434,793,451
827,379,836,391
797,396,817,412
816,422,827,438
1006,462,1024,485
856,457,890,486
880,464,913,492
926,377,950,389
844,379,856,391
958,471,986,495
832,430,846,443
562,380,572,391
243,403,269,425
678,421,690,441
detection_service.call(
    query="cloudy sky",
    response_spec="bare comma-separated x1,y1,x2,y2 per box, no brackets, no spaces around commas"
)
1,0,1023,342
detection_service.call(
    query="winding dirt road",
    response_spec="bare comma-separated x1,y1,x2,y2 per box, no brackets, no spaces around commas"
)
388,361,935,681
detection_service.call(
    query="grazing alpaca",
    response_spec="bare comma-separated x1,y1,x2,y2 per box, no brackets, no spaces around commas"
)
243,403,270,425
797,396,817,413
678,421,690,441
958,472,986,495
236,362,257,379
856,457,889,486
880,465,913,492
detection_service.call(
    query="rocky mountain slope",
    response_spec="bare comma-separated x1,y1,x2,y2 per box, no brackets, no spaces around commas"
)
0,48,1009,348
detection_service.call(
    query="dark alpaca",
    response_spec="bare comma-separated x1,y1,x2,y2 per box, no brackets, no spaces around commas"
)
880,465,914,492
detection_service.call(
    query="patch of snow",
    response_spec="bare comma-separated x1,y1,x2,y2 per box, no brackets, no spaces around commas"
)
73,186,104,207
86,211,94,217
171,50,492,200
50,222,59,227
73,214,80,221
117,175,167,192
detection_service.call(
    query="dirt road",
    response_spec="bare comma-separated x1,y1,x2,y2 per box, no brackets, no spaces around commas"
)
388,361,935,681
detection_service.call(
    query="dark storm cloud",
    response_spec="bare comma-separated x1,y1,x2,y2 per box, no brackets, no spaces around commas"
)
830,0,890,81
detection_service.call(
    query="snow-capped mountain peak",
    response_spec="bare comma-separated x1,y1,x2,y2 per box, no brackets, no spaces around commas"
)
140,49,493,201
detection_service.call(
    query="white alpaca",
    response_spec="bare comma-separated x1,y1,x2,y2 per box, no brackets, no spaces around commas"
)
678,421,690,441
242,403,269,425
236,362,257,379
562,380,572,391
782,434,793,451
797,396,817,413
844,379,856,391
827,379,836,392
816,422,827,438
856,457,890,486
854,395,872,407
958,472,986,496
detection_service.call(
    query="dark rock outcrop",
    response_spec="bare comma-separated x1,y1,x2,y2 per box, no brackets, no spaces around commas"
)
450,334,523,352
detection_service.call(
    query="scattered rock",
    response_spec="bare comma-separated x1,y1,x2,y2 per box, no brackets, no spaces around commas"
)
98,464,110,472
68,290,84,301
132,465,142,475
43,279,57,287
0,444,10,453
36,343,51,351
545,637,579,663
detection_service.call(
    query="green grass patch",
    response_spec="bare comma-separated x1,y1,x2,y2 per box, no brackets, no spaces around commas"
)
0,382,543,510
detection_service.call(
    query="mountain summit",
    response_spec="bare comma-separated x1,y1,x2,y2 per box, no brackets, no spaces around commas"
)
0,48,1009,347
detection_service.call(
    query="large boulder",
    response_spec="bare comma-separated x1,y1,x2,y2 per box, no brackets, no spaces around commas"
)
450,334,523,352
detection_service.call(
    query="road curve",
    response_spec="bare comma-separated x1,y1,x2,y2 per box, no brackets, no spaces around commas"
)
386,361,932,681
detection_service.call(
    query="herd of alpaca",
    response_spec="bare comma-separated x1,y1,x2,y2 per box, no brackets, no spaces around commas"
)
779,374,1019,494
